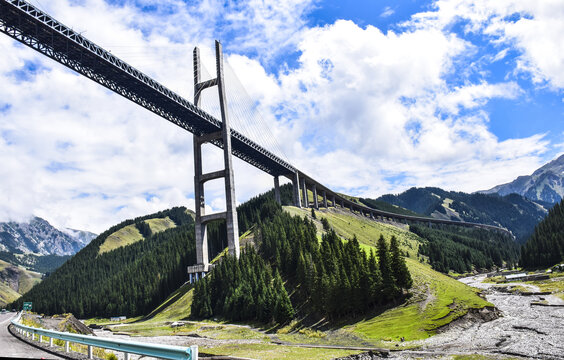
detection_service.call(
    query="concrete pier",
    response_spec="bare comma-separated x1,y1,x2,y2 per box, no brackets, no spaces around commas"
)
293,172,301,208
312,184,319,209
190,41,240,282
301,177,308,208
274,176,281,205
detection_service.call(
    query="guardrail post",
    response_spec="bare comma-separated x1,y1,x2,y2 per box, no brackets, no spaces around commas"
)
88,345,93,359
65,340,70,352
191,345,199,360
50,337,53,347
124,352,130,360
39,334,43,343
32,333,35,341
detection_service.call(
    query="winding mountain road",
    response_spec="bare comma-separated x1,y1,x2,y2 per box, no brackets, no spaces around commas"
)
0,312,62,359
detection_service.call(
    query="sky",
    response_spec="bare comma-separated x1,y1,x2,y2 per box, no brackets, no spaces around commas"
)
0,0,563,233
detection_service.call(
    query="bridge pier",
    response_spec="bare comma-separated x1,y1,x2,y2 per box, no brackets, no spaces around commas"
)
312,184,319,209
332,195,336,207
322,190,328,208
292,172,301,208
274,175,281,205
189,41,240,282
301,177,308,208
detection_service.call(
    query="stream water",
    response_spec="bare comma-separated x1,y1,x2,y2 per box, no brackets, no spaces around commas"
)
398,274,564,359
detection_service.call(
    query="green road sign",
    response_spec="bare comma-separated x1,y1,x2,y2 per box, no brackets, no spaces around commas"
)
23,302,32,311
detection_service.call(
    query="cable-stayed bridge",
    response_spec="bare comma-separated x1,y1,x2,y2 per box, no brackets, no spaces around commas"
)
0,0,513,278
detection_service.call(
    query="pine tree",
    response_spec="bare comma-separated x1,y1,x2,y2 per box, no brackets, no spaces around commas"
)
389,236,413,290
377,235,398,299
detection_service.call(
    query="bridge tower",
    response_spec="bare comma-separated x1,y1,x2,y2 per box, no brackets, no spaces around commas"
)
188,41,239,283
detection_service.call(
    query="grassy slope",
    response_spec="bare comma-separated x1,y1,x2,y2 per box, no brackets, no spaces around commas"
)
98,217,178,254
0,282,20,307
98,224,143,254
351,259,490,341
0,259,42,307
145,217,176,233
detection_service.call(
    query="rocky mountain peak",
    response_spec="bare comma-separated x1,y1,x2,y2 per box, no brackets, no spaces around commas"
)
481,154,564,204
0,217,96,256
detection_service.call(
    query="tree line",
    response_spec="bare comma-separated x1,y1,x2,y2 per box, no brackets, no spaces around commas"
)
413,224,519,273
520,198,564,268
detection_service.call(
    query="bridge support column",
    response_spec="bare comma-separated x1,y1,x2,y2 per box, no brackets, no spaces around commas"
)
190,41,239,282
370,212,375,220
322,190,327,208
312,184,319,209
331,195,336,207
292,172,301,208
301,177,308,208
274,176,281,205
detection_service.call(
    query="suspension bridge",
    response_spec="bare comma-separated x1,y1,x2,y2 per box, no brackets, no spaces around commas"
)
0,0,513,280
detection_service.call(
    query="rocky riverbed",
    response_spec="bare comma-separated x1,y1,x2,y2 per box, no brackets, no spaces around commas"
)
396,274,564,359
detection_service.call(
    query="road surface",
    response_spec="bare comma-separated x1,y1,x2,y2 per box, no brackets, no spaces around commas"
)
0,312,63,359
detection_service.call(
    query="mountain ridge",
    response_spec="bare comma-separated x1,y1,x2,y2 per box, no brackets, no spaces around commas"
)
0,217,96,256
480,154,564,203
376,187,548,242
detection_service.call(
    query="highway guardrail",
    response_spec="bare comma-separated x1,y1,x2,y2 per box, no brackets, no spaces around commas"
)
11,313,197,360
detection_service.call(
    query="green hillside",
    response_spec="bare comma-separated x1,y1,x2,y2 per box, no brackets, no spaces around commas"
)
0,259,42,307
11,207,197,317
98,216,177,254
96,199,492,360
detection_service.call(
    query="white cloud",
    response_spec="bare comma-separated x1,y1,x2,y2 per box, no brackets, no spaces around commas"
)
413,0,564,89
380,6,395,18
0,0,560,233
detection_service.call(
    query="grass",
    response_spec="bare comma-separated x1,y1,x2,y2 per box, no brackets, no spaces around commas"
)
17,267,42,294
145,216,176,233
98,224,143,254
145,283,194,322
200,343,363,360
98,217,178,255
283,206,423,258
527,275,564,300
350,258,491,342
0,259,42,306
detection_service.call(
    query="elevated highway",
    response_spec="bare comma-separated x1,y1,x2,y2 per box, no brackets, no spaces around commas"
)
0,0,514,245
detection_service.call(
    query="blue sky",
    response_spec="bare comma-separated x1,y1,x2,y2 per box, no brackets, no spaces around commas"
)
0,0,563,232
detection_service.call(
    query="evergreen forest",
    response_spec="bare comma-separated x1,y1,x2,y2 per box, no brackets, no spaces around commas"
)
192,201,412,323
520,198,564,268
413,225,520,273
11,207,197,317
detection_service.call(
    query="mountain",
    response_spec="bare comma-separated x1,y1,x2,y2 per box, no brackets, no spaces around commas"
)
0,259,42,307
520,198,564,268
481,154,564,204
62,228,97,249
0,217,95,256
376,187,548,242
11,207,198,317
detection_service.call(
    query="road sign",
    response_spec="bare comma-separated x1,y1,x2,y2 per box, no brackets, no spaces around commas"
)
23,302,32,311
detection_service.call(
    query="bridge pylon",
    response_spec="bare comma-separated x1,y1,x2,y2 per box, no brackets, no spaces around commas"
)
188,40,239,283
